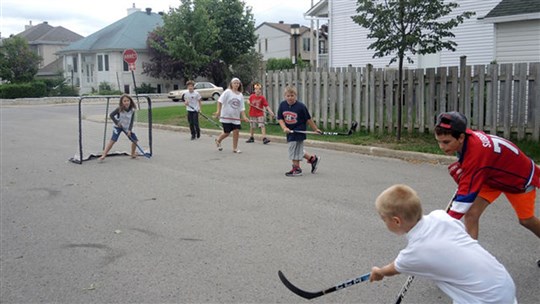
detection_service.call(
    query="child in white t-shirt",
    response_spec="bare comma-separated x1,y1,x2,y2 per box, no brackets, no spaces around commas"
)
371,184,516,304
213,77,248,153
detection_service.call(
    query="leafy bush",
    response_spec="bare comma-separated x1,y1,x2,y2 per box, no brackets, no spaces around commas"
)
135,82,157,94
95,82,122,95
0,81,47,98
266,56,309,71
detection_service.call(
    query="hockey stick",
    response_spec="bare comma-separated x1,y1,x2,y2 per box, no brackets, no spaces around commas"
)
121,129,151,158
278,270,370,300
291,121,358,136
394,190,456,304
187,105,221,128
247,102,275,117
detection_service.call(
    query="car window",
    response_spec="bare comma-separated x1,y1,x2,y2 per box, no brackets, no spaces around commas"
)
194,83,203,89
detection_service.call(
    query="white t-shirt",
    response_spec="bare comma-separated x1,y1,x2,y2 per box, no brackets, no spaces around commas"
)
218,89,245,125
395,210,516,304
184,91,201,112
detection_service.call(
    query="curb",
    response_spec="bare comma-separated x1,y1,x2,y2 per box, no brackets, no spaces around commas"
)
153,123,455,166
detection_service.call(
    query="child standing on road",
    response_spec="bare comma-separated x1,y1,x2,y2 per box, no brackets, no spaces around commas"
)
246,83,274,144
371,184,516,304
277,85,321,177
213,77,249,153
99,94,138,161
183,80,202,140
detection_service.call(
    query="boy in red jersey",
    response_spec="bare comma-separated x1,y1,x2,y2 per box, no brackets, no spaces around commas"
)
246,83,274,144
434,111,540,239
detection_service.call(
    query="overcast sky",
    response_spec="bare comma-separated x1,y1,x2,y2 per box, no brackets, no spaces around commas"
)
0,0,316,38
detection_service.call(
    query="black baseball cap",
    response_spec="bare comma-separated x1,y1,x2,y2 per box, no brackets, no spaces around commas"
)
436,111,468,133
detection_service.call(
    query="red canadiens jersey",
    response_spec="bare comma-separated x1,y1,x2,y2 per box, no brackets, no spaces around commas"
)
449,130,539,219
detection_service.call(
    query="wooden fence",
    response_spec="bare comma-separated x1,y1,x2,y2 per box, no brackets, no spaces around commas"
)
260,59,540,142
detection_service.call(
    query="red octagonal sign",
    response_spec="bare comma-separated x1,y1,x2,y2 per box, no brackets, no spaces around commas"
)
123,49,138,64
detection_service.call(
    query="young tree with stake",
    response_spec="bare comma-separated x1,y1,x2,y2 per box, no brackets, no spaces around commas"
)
351,0,474,140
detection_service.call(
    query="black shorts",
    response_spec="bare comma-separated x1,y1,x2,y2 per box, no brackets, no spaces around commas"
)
222,123,241,133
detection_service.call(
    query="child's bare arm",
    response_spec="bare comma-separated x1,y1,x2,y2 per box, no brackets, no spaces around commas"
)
307,119,321,133
370,261,399,282
214,102,222,118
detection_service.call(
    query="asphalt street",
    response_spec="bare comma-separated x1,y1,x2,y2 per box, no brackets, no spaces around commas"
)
1,102,539,303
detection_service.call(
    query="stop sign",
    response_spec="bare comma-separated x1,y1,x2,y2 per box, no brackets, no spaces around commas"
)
123,49,138,64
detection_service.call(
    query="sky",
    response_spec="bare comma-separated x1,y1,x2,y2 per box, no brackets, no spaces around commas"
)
0,0,316,38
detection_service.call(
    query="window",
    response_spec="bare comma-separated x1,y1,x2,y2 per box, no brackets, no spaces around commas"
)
258,41,261,53
97,54,109,71
123,60,129,71
265,38,268,52
73,57,78,72
97,55,103,71
303,37,310,52
124,85,130,94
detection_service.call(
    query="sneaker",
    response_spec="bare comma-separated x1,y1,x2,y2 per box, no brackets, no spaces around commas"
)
191,135,196,140
262,137,270,144
233,149,242,154
215,139,223,151
246,137,254,143
310,155,320,173
285,167,303,177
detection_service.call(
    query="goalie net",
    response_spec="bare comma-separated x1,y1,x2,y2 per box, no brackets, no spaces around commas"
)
69,95,153,164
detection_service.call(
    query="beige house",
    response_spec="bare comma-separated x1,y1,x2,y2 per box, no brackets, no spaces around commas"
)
16,21,83,78
255,21,314,65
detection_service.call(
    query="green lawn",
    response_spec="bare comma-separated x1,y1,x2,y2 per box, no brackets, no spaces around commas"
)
141,104,540,162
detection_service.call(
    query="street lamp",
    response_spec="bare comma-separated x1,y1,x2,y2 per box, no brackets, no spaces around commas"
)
290,24,300,67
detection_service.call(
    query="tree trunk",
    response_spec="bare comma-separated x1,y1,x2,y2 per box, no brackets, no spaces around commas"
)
397,55,403,141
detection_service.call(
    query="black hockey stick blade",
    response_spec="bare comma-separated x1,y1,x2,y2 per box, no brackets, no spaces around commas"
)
348,120,359,135
278,270,370,300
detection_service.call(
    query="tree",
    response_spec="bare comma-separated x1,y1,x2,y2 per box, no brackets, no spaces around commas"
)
143,30,186,80
230,49,263,90
143,0,256,84
206,0,257,67
153,0,220,81
0,36,42,83
352,0,474,140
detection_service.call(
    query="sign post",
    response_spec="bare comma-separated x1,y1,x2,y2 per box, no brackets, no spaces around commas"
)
123,49,139,102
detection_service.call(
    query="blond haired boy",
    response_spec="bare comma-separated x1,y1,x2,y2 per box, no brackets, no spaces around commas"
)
372,184,516,304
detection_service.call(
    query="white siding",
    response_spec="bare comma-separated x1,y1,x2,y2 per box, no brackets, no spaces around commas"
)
329,0,500,68
495,20,540,63
255,26,290,60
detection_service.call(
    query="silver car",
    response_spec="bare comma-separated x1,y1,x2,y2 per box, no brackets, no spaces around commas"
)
168,82,224,102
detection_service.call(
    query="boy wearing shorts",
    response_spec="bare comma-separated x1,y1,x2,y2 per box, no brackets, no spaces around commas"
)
371,184,516,303
434,111,540,239
277,85,321,177
246,83,274,144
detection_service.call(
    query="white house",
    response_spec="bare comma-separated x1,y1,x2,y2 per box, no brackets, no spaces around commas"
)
305,0,540,68
481,0,540,64
255,21,313,64
58,7,175,95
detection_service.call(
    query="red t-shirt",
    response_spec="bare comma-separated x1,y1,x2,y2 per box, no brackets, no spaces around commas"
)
449,129,540,219
248,94,269,117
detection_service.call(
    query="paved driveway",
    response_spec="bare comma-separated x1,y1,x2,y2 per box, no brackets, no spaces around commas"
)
1,103,538,303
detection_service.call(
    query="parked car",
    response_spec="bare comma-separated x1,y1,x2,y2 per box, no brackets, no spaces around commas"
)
168,82,224,102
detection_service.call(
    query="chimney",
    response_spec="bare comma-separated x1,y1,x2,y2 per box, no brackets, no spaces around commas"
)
145,7,152,15
25,21,33,31
127,3,141,15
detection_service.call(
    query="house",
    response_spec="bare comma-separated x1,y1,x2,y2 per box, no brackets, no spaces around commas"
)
15,21,83,78
255,21,314,65
305,0,539,68
58,7,174,95
481,0,540,64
